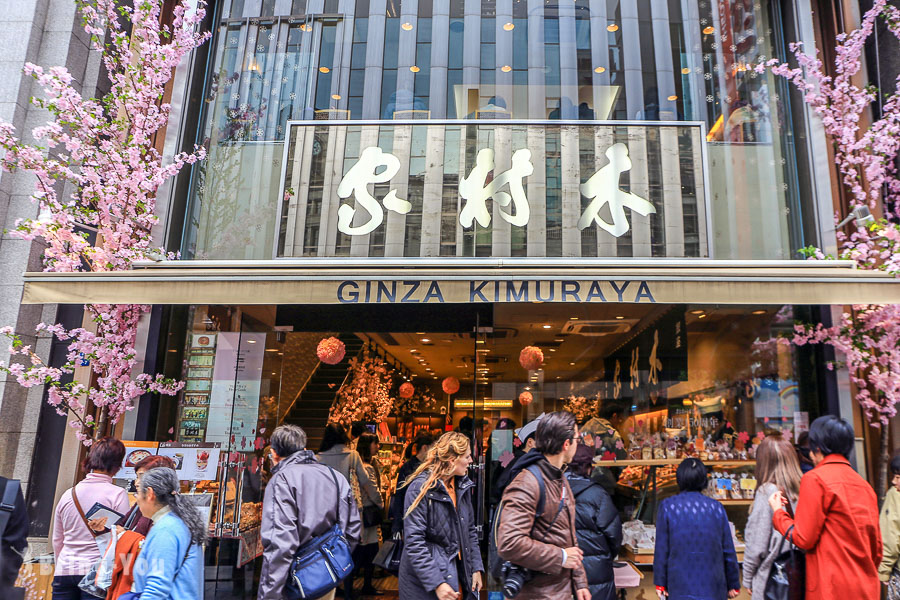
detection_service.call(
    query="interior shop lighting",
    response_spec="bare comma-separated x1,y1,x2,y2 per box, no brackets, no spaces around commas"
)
401,22,413,30
698,314,708,319
542,324,552,329
615,316,625,320
247,339,257,344
420,338,431,343
569,362,576,366
501,65,512,72
410,65,420,72
319,66,330,73
681,67,691,74
570,316,579,320
607,24,618,32
594,66,606,73
752,310,766,315
703,26,715,34
331,94,341,100
503,22,515,30
667,94,678,101
690,310,705,315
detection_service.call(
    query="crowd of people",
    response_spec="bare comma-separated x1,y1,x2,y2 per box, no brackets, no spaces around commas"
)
2,410,899,600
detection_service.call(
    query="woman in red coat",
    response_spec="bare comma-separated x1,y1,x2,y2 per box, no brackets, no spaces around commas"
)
769,415,882,599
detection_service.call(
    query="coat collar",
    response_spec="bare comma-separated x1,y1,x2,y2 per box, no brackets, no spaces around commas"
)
421,473,475,502
817,454,851,468
274,449,318,473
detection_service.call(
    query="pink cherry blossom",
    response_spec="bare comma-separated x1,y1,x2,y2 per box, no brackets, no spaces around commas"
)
0,0,207,444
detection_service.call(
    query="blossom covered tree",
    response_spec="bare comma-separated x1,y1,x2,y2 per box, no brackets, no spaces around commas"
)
0,0,209,444
330,348,395,425
758,0,900,496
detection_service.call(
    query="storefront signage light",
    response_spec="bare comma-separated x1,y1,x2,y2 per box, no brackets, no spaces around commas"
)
335,142,654,238
454,398,514,409
335,279,655,304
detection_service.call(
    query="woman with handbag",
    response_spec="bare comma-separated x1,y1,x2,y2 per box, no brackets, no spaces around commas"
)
354,432,385,596
52,437,129,600
768,415,881,600
880,454,900,598
399,432,484,600
742,434,803,599
124,467,207,600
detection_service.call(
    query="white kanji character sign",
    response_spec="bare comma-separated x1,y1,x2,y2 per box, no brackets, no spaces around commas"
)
337,147,412,235
459,148,534,228
578,143,656,236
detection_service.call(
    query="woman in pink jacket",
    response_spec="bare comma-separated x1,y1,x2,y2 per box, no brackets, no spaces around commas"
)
52,437,129,600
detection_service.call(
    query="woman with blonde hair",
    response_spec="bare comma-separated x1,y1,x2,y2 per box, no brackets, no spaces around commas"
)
742,433,803,599
399,432,484,600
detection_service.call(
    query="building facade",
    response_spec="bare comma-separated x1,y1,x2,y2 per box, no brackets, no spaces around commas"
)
4,0,900,597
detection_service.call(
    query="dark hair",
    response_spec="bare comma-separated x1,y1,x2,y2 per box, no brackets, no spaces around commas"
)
351,421,367,438
319,422,350,453
458,416,474,434
807,415,854,459
598,400,625,421
496,418,517,430
535,411,577,456
134,455,176,473
676,458,708,492
82,437,126,474
891,453,900,476
140,468,208,545
357,432,380,463
413,431,435,452
569,443,594,477
270,424,308,457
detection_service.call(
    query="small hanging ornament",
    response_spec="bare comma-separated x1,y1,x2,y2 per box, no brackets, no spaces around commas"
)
518,391,533,406
399,382,415,399
442,376,460,395
316,336,346,365
519,346,544,370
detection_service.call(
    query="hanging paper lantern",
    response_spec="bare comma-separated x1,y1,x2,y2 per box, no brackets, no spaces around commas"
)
442,376,460,395
316,337,346,365
399,382,415,399
518,391,533,406
519,346,544,370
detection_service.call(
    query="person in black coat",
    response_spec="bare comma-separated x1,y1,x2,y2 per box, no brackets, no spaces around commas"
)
565,444,622,600
0,476,28,596
390,431,435,536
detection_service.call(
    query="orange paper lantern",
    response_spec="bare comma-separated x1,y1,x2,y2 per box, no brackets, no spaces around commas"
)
442,376,460,395
519,346,544,370
316,337,346,365
399,382,415,399
518,391,533,406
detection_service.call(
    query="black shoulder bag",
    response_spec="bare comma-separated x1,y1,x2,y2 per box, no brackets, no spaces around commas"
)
764,524,805,600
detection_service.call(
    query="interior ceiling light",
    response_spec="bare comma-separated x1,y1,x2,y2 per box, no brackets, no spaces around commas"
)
331,94,341,100
594,66,606,73
690,310,705,315
570,316,579,320
503,22,515,31
752,310,766,315
703,26,715,34
681,67,691,74
698,314,708,319
667,94,678,101
319,66,330,73
607,24,618,32
570,362,576,366
501,65,512,72
615,316,624,320
247,339,257,344
421,338,431,343
401,22,413,30
542,324,551,329
549,348,556,352
410,65,420,72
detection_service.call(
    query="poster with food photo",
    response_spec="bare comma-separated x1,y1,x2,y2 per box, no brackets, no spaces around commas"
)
158,442,221,481
115,441,160,479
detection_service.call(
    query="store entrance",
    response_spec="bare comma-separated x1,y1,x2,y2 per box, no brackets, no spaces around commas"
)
184,301,826,598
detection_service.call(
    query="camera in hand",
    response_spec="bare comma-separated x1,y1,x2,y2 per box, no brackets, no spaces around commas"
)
500,561,534,599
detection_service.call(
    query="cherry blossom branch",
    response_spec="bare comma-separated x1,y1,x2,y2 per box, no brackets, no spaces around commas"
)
0,0,208,445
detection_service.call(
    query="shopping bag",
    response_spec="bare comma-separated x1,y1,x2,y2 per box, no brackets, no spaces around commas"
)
78,529,116,598
372,536,403,574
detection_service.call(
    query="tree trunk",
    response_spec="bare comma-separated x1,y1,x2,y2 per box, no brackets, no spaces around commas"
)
95,405,109,442
880,422,890,503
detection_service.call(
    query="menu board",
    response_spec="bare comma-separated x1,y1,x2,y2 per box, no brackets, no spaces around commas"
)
158,442,221,481
206,332,266,450
178,334,217,442
115,441,160,479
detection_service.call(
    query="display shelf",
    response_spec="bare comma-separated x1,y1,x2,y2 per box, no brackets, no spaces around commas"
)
594,459,755,467
716,498,754,506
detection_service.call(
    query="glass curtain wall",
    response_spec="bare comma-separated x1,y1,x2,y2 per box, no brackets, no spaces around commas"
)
182,0,817,261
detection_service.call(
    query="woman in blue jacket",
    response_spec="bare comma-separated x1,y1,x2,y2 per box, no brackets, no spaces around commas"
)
653,458,740,600
131,467,207,600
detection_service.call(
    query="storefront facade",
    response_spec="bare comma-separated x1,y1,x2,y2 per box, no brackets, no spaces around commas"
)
16,0,900,597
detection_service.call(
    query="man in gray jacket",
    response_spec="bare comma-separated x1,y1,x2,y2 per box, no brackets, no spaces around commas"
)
259,424,362,600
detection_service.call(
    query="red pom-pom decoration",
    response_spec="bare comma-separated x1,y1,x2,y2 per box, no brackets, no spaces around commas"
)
519,346,544,370
316,337,346,365
518,391,533,406
399,382,415,399
442,376,460,395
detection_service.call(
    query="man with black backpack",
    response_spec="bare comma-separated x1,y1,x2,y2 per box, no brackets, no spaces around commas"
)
494,411,590,600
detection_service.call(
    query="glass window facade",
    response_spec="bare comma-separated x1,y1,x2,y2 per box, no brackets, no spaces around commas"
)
182,0,818,261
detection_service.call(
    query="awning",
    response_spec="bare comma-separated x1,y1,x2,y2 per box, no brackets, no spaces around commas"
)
21,258,900,306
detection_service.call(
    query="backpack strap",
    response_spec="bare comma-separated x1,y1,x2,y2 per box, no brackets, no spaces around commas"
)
525,465,546,517
0,478,19,538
